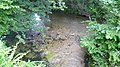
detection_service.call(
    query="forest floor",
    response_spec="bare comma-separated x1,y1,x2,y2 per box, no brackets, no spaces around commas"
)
44,12,88,67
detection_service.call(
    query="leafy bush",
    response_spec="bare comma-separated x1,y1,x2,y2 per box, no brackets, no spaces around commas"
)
0,0,19,36
81,22,120,67
0,0,66,38
0,1,66,66
64,0,87,15
0,40,46,67
87,0,120,23
80,0,120,67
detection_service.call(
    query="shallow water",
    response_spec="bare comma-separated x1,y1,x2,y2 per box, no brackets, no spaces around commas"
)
44,12,88,67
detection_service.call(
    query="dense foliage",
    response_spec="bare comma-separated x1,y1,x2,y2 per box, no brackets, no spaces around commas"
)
0,0,66,38
80,0,120,67
0,0,19,36
64,0,87,15
87,0,120,24
0,40,46,67
0,0,66,66
81,22,120,67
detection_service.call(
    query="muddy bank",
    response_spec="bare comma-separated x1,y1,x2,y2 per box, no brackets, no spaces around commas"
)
44,12,88,67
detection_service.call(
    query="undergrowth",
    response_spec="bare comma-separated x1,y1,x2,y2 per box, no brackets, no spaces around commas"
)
80,0,120,67
0,40,46,67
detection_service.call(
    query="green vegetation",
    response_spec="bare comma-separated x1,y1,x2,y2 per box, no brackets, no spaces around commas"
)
0,0,66,67
87,0,120,23
0,0,66,38
0,40,46,67
0,0,19,36
0,0,120,67
80,0,120,67
81,22,120,67
64,0,87,15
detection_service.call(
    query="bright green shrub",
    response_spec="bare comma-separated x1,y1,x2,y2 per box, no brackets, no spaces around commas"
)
0,40,46,67
81,22,120,67
80,0,120,67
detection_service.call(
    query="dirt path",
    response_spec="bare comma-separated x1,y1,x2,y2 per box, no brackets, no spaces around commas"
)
45,12,88,67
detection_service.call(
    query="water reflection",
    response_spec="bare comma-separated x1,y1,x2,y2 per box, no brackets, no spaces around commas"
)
34,13,42,22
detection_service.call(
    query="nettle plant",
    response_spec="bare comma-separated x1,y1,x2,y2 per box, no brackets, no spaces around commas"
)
80,0,120,67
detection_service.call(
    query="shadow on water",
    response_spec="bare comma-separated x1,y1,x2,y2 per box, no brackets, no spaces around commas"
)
44,11,89,67
3,11,89,67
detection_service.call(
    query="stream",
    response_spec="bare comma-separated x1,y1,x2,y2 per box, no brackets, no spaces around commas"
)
44,12,88,67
